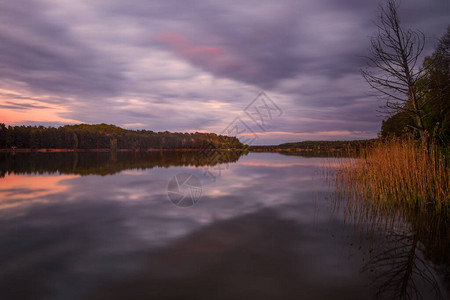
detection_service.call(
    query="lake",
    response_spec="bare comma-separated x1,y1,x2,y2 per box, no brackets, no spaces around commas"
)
0,151,448,300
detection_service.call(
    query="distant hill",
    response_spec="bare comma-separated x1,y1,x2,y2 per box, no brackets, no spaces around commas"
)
0,123,243,150
250,139,378,152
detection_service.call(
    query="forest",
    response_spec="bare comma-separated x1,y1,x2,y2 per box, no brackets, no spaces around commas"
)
0,123,243,150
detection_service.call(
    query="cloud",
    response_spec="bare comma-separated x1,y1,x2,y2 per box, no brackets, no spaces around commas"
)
0,0,126,99
0,0,448,142
0,101,51,110
156,32,253,81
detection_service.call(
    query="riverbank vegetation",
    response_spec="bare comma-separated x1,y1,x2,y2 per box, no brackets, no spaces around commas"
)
331,138,449,213
332,2,449,213
329,137,449,296
327,6,449,291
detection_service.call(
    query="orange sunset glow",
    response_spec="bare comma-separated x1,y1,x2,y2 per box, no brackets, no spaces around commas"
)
0,89,80,125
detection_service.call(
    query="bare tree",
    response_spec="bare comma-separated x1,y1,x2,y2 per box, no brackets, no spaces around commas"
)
362,0,427,148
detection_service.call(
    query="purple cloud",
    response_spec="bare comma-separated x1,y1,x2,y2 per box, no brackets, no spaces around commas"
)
0,0,448,143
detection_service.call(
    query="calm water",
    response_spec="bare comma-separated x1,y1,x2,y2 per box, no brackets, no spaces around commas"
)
0,152,448,300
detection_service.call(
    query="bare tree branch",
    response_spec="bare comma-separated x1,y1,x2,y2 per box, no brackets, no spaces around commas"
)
361,0,428,147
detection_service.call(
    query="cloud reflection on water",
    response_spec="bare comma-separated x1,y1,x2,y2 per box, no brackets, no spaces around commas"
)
0,152,446,299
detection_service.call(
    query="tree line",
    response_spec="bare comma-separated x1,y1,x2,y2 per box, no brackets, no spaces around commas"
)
0,123,243,150
249,139,377,152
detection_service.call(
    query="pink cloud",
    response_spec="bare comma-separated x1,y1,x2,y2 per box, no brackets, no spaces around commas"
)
156,32,186,45
0,90,80,125
156,32,250,75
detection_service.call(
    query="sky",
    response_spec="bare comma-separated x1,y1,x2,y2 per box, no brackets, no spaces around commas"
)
0,0,449,145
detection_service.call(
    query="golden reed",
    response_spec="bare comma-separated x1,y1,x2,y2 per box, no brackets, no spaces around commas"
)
330,138,449,214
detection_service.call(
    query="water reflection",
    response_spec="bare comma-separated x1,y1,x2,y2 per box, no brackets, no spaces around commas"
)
0,151,245,177
0,174,78,210
0,152,447,299
86,210,373,300
363,232,442,299
333,183,449,299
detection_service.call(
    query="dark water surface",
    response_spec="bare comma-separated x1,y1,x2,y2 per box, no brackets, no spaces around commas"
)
0,152,448,300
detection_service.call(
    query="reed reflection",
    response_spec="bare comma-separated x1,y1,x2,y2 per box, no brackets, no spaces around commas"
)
333,191,449,299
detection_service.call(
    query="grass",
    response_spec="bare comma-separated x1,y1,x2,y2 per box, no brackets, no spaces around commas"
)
328,138,450,297
330,138,449,214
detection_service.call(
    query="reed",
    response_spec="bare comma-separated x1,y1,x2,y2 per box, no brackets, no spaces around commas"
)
330,138,449,214
329,138,450,297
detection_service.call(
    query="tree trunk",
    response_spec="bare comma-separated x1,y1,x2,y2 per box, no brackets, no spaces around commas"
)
409,87,429,150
